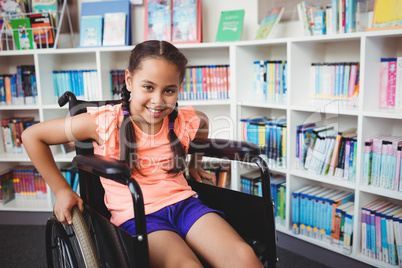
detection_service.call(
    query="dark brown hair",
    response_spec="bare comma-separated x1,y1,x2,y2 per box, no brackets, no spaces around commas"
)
120,40,188,175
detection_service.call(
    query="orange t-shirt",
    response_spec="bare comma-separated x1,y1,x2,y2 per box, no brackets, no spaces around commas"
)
87,103,200,226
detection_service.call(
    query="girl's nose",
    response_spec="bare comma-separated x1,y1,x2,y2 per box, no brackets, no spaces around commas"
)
151,92,164,105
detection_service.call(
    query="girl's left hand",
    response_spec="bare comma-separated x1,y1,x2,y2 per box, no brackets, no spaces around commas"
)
188,167,216,185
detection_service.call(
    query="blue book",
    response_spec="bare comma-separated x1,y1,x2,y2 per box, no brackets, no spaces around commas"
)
0,76,5,103
291,185,314,234
299,186,322,236
305,187,326,236
386,207,402,264
79,15,103,47
312,188,337,237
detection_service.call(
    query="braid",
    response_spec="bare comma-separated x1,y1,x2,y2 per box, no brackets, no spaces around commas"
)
119,83,143,175
167,103,186,175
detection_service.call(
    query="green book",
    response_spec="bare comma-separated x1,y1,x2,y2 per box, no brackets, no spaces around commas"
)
215,9,245,42
11,18,35,50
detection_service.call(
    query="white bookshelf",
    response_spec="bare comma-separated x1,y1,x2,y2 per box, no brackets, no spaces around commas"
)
1,29,402,267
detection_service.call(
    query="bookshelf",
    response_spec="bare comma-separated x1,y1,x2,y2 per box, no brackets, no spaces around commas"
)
1,28,402,267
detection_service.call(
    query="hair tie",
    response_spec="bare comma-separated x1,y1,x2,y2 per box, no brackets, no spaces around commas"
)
168,122,174,130
122,110,130,116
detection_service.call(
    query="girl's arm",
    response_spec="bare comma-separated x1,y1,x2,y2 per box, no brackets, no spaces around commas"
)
22,113,101,225
188,110,216,184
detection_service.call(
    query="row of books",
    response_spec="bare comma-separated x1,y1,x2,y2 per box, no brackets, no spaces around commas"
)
361,199,402,266
379,57,402,110
179,65,230,101
1,117,38,155
297,0,369,36
79,12,126,47
240,170,286,226
53,70,99,101
0,166,48,204
310,62,360,107
363,135,402,191
291,185,355,253
240,116,287,168
297,124,357,182
0,65,37,105
110,70,125,100
253,60,287,103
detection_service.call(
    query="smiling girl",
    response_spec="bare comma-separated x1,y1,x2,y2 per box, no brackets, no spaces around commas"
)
22,40,263,268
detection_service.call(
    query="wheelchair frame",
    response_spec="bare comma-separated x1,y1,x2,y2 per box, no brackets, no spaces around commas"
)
46,91,278,267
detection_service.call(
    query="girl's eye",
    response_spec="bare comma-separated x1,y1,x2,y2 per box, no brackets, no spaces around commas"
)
144,85,153,90
165,89,175,94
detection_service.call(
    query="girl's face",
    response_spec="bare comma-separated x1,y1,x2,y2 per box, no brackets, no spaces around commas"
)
125,58,181,134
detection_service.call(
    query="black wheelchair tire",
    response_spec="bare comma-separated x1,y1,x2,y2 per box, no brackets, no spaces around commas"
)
46,207,100,268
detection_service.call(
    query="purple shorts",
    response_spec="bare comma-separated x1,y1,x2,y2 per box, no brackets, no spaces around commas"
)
120,197,224,239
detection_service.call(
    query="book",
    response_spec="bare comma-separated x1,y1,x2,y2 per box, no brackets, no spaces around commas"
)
102,12,126,46
215,9,245,42
29,12,54,48
172,0,202,43
0,0,26,35
10,18,34,50
299,186,322,236
31,0,58,27
255,6,285,39
0,169,15,204
371,0,402,30
145,0,172,41
79,15,103,47
313,9,326,35
331,201,354,246
343,206,355,253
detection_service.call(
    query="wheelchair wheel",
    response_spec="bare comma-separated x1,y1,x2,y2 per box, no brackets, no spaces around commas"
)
46,206,100,268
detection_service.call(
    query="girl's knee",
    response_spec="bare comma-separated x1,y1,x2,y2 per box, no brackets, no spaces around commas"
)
234,242,263,267
173,259,203,268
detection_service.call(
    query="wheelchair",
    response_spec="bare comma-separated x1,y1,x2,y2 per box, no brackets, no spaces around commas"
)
45,91,278,268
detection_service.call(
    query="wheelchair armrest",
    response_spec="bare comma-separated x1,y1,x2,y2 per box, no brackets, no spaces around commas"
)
188,138,261,162
72,154,131,184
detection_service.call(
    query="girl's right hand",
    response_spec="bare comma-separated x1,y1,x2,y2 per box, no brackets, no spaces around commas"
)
53,187,84,225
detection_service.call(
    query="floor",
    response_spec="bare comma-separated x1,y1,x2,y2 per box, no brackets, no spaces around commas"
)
0,224,329,267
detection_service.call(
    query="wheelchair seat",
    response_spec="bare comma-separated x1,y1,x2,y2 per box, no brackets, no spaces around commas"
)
45,91,278,268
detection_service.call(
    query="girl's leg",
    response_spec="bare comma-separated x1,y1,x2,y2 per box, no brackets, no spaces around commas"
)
186,213,264,268
147,230,202,268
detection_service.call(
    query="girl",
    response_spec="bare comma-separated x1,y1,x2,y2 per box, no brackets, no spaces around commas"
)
22,40,263,268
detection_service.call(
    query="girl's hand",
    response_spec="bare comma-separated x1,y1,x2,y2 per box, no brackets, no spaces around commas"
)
53,187,84,225
189,166,216,185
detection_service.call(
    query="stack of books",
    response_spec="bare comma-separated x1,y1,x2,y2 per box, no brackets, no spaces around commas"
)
296,124,357,181
361,199,402,266
0,65,38,105
362,135,402,191
310,61,360,107
253,60,287,103
240,170,286,226
292,185,354,253
297,0,369,36
1,117,38,154
240,116,287,168
52,69,98,101
179,65,230,101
